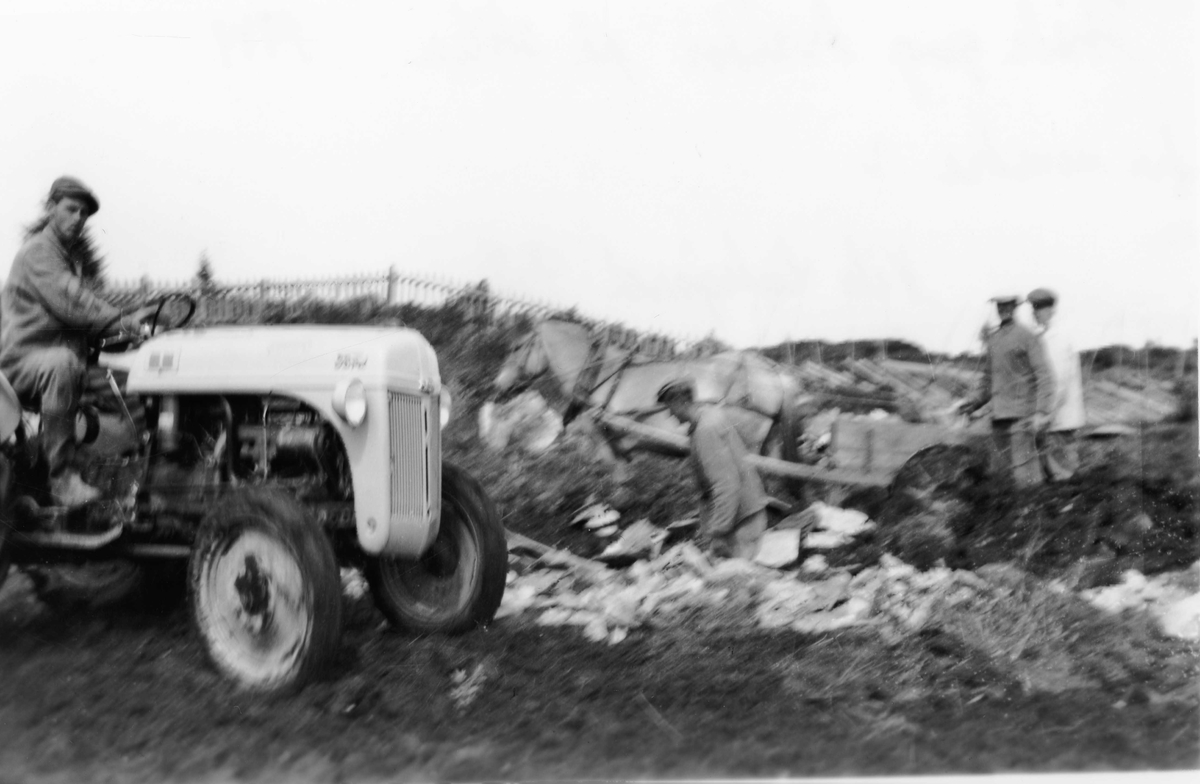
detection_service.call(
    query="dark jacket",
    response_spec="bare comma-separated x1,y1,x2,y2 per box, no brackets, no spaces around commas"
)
973,320,1053,420
0,228,122,368
689,406,768,537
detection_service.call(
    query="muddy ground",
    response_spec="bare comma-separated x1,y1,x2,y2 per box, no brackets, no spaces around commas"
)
1,423,1197,782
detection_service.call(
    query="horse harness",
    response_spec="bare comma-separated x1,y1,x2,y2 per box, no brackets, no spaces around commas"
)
563,331,655,422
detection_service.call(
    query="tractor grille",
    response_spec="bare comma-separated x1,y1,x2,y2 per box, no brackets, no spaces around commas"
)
388,391,431,521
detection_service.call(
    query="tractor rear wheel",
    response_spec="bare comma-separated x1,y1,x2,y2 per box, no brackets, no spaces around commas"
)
365,462,506,634
890,443,985,506
189,489,343,693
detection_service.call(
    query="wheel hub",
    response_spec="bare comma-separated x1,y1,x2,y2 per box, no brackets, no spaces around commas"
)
422,528,462,577
234,554,273,622
198,529,310,685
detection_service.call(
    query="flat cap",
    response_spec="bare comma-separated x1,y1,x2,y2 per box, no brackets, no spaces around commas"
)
49,176,100,215
989,294,1021,305
656,377,696,404
1027,287,1057,307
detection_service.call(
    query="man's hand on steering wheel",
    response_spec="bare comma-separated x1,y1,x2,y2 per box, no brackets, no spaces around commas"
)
96,303,159,355
120,304,159,339
96,293,197,355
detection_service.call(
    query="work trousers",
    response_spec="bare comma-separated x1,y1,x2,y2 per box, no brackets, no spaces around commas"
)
1039,430,1080,482
708,508,768,561
0,347,85,479
990,418,1043,489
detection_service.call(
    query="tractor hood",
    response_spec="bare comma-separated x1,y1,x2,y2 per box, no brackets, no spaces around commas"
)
124,325,441,395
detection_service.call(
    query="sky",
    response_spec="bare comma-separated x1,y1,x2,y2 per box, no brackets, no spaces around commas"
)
0,0,1195,354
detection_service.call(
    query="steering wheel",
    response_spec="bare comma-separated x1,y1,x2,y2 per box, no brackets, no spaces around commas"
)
96,293,197,354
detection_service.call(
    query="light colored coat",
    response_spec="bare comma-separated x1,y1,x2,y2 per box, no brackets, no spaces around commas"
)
1037,322,1086,431
0,228,121,368
688,406,768,538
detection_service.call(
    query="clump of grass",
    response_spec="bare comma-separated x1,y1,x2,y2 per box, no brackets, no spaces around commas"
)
774,633,926,704
925,569,1200,697
935,579,1087,690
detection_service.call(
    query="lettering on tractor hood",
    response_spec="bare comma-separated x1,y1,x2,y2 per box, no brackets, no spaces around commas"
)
335,353,368,371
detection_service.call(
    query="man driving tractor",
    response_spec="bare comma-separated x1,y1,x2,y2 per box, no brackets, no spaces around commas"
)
0,176,143,508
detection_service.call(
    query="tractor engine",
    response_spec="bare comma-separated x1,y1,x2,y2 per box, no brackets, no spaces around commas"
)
145,395,351,521
234,396,350,497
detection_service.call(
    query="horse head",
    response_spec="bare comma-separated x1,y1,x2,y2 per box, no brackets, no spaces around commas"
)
493,318,599,402
493,328,549,400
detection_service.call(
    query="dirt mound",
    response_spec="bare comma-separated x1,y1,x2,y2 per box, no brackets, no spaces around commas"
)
822,423,1199,584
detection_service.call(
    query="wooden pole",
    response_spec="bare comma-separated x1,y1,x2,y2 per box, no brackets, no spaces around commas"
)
589,410,890,488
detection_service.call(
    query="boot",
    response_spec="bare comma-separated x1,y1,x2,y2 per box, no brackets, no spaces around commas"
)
49,471,103,508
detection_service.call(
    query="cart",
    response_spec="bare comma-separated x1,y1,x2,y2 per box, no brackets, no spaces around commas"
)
590,408,993,501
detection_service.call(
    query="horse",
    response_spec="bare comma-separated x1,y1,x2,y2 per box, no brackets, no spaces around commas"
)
491,318,812,461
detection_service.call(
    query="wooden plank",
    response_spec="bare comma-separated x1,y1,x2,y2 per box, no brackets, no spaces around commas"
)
797,360,857,387
590,410,889,487
882,359,982,387
744,453,890,488
506,530,609,577
875,364,930,392
846,360,893,388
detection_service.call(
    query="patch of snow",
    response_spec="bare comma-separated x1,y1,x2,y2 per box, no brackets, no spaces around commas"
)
1080,563,1200,639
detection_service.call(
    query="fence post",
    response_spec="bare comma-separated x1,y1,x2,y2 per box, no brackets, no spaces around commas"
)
194,285,205,324
257,280,267,321
386,266,398,304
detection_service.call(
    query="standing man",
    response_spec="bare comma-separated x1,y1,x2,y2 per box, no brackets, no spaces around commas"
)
1028,287,1085,481
0,176,138,507
960,295,1054,488
657,377,768,560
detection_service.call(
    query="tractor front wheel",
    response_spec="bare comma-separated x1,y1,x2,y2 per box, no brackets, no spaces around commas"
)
365,462,506,634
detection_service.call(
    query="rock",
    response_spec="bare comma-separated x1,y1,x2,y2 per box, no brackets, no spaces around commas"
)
755,529,802,568
812,502,874,536
801,554,829,575
776,508,819,532
756,581,819,628
804,531,849,550
582,615,609,642
495,582,541,619
597,519,665,565
1119,570,1148,592
950,570,990,592
574,503,621,529
880,554,917,581
478,391,563,453
537,607,575,626
976,561,1028,591
600,588,642,628
791,596,873,633
706,557,776,587
340,567,368,599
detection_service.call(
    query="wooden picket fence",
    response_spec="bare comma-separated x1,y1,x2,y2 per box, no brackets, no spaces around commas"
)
105,267,700,360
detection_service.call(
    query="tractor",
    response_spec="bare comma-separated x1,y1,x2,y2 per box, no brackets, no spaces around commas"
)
0,295,508,692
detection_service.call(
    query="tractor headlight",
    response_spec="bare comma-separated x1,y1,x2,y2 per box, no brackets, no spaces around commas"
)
439,389,452,428
332,378,367,427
